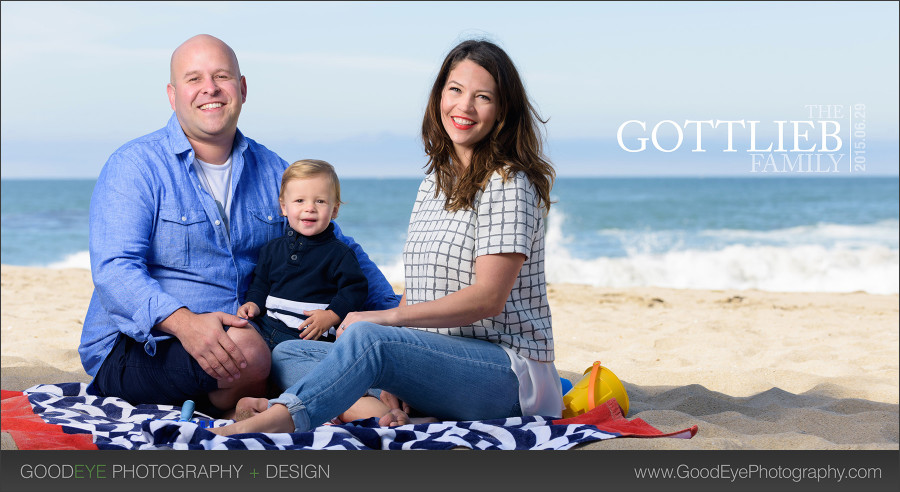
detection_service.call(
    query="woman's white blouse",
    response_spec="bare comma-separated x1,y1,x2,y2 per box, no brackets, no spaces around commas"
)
403,171,562,416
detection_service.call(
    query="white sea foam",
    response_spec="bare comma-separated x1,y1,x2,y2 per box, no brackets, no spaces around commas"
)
45,218,900,295
544,242,898,294
46,251,91,270
46,250,91,270
380,259,406,286
544,211,899,294
696,220,900,249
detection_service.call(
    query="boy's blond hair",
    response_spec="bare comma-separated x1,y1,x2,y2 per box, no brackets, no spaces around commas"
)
280,159,343,204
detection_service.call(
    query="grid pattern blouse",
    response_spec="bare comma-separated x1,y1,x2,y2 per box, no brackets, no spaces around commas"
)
403,171,554,362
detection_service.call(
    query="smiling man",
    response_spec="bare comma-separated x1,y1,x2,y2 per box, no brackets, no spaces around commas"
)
167,35,246,164
79,35,400,416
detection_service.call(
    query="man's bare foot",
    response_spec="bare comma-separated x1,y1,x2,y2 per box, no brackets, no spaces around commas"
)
208,404,295,437
234,397,269,421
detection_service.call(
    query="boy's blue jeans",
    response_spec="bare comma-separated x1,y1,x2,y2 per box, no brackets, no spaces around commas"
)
269,322,522,432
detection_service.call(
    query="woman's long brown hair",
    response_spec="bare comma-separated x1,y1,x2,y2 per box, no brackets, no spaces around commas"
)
422,40,555,214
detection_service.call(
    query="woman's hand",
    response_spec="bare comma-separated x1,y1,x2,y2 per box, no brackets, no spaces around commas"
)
337,309,399,338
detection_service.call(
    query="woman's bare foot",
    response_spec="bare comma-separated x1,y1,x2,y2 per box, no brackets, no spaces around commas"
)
378,408,410,427
209,403,295,437
377,409,439,427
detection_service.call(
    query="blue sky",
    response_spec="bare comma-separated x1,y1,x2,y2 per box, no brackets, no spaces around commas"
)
1,1,898,178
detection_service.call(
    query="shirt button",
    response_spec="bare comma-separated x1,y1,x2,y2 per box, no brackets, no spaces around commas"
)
181,216,187,222
291,255,298,260
267,215,273,220
215,220,221,226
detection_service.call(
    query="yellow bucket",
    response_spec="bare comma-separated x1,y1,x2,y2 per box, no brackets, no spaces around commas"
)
562,361,629,418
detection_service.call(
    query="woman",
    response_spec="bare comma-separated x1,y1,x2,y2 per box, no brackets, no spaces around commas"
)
212,39,560,435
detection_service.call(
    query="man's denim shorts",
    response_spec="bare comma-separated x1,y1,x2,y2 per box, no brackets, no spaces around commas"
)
92,332,221,416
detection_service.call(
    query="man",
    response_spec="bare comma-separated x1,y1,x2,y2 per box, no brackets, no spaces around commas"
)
79,34,399,416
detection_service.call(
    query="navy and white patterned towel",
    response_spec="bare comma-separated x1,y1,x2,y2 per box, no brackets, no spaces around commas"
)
18,383,694,450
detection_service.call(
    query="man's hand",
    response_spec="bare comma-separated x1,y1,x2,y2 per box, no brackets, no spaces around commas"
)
298,309,340,340
157,308,250,381
237,301,260,320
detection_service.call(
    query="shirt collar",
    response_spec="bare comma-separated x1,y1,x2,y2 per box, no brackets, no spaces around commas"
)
286,222,336,244
164,111,249,160
165,112,193,156
233,127,248,156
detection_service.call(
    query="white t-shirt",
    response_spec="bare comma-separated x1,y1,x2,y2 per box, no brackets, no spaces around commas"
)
403,171,562,417
194,156,233,226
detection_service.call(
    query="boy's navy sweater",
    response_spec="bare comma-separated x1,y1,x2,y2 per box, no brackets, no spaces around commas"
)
244,222,368,322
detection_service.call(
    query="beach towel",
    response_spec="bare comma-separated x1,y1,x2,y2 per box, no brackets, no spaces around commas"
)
2,383,697,450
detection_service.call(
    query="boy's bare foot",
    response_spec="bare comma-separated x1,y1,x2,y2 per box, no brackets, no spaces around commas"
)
209,404,294,437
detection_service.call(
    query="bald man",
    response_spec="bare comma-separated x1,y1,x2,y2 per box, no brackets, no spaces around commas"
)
80,35,400,416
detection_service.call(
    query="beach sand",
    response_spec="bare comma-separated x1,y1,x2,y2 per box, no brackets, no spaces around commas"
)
2,264,897,450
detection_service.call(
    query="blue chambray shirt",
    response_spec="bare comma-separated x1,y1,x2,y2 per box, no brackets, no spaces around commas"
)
80,113,400,377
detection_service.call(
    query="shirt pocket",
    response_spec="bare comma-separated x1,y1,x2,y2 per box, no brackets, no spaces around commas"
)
249,209,285,244
151,208,207,267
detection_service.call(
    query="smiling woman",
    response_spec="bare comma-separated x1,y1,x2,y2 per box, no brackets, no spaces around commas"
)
421,40,555,215
439,59,499,164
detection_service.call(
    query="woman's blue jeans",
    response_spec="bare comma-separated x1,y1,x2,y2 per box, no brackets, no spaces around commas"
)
269,322,522,432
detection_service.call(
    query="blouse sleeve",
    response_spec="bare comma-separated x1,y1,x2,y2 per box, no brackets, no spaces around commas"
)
474,172,539,259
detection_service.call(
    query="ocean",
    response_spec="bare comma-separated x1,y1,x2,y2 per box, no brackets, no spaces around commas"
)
1,177,897,294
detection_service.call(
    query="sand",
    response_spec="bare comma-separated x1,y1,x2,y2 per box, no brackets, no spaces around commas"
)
1,264,897,450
